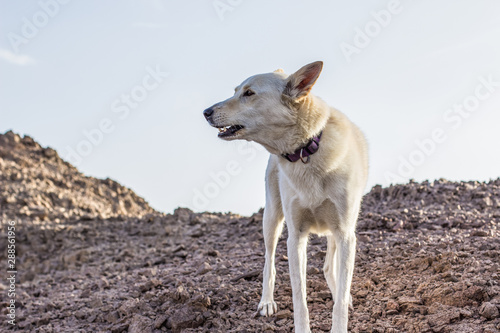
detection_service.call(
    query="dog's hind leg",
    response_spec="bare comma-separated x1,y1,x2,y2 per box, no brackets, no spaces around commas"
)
258,162,284,317
323,235,337,297
324,235,353,308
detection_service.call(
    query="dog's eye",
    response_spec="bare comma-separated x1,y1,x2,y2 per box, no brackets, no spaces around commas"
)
243,90,255,97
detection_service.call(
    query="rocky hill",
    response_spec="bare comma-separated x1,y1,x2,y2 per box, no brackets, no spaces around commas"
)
0,130,155,222
0,130,499,333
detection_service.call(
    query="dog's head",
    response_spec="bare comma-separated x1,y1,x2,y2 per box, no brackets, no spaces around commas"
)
203,61,323,152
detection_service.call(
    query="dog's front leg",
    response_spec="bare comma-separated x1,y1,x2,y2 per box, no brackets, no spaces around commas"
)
331,231,356,333
287,231,311,333
258,200,284,316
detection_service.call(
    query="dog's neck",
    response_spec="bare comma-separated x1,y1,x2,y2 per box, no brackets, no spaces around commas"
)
276,94,329,156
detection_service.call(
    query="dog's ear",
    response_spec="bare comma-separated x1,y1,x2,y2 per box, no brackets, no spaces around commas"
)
283,61,323,99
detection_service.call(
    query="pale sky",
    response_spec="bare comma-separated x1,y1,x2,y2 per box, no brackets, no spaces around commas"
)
1,0,499,215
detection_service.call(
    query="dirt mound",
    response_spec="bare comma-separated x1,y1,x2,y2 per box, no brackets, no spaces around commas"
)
0,130,499,332
0,130,156,222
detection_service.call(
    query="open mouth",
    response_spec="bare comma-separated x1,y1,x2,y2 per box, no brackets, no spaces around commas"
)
217,125,244,138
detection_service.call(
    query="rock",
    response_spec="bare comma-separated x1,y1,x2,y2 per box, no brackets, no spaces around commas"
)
21,135,36,146
463,285,487,303
275,309,292,319
196,262,212,275
174,208,191,223
89,296,103,308
307,267,320,274
80,289,91,298
4,130,20,143
74,309,87,319
427,307,460,327
43,147,57,158
169,308,204,332
105,311,120,324
386,300,399,311
30,206,48,219
190,292,211,309
386,309,398,316
230,269,260,282
357,289,369,298
398,296,420,305
479,302,499,320
398,296,422,313
110,323,129,333
173,285,190,302
138,280,154,292
471,230,489,237
207,249,220,257
36,315,50,325
317,291,332,299
153,314,169,329
118,299,141,317
128,314,153,333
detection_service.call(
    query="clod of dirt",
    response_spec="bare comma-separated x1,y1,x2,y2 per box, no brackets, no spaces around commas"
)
480,302,500,320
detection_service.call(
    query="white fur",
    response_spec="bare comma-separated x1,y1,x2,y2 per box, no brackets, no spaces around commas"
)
205,61,368,333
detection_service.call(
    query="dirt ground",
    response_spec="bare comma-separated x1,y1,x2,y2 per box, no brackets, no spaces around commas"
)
0,131,499,332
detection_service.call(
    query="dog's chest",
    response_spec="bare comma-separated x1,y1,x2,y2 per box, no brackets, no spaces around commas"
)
278,164,326,207
277,164,345,234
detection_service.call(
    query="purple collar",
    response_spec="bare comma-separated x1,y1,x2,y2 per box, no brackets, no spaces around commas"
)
282,131,323,163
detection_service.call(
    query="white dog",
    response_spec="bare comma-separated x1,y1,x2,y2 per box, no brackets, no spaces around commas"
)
203,61,368,333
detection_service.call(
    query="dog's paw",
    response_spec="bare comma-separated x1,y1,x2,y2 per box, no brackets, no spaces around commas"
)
257,301,277,317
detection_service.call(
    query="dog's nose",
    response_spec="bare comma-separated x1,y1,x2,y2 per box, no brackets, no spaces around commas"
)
203,107,214,119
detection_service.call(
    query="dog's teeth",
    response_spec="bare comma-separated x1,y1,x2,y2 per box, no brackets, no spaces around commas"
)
217,125,243,136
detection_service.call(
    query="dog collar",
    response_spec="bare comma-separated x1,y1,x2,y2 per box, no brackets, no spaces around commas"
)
282,131,323,164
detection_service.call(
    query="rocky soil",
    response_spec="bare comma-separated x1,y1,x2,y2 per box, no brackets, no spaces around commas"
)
0,131,499,332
